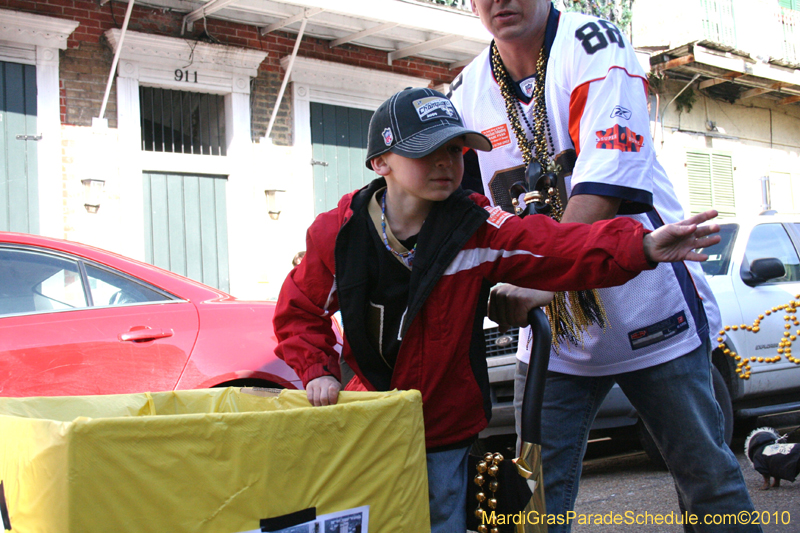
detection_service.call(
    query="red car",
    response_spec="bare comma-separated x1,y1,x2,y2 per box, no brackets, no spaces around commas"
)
0,232,301,397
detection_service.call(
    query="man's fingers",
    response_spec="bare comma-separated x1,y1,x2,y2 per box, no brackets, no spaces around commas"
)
682,209,718,226
693,223,720,239
695,235,721,248
672,223,696,237
684,251,709,262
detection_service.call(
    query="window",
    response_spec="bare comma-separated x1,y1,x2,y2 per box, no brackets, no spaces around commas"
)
699,223,738,276
686,151,736,218
742,224,800,282
84,264,172,307
0,249,85,316
769,172,800,213
700,0,737,48
0,247,173,317
139,87,226,156
780,0,800,10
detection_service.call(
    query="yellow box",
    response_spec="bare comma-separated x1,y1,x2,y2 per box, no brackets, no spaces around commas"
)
0,388,430,533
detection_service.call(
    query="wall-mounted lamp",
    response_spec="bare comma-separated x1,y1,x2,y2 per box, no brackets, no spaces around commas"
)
265,189,285,220
81,178,105,214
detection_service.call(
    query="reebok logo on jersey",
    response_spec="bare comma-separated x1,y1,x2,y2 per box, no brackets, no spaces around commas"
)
412,97,457,122
596,125,644,152
610,105,632,120
485,205,513,228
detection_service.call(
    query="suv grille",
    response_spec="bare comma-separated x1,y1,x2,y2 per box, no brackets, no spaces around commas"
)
484,326,519,358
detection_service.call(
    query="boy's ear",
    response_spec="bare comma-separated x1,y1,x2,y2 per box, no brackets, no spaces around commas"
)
371,154,391,176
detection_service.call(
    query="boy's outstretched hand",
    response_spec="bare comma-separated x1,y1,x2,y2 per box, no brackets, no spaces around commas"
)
643,209,720,263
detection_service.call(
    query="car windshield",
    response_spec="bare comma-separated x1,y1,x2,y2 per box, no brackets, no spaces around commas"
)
699,224,738,276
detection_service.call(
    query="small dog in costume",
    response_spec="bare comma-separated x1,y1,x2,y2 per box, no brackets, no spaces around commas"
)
744,427,800,490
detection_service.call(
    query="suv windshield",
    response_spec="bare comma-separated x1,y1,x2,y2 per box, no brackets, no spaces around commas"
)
699,224,738,276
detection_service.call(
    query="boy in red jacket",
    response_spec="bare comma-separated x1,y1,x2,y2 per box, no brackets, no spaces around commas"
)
273,87,718,533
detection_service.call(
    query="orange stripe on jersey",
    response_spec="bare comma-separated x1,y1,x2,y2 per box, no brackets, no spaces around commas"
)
569,83,589,155
569,66,650,156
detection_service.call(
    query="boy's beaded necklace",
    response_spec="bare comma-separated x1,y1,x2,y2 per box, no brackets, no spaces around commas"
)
381,191,416,268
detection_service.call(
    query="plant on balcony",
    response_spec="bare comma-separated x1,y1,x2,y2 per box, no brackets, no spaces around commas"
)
423,0,471,11
559,0,634,37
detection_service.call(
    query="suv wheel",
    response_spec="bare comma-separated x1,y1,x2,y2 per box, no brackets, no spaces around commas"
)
638,365,733,469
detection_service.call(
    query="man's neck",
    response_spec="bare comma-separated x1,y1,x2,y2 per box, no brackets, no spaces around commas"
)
495,38,543,81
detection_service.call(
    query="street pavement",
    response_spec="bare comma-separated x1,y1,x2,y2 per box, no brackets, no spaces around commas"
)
572,429,800,532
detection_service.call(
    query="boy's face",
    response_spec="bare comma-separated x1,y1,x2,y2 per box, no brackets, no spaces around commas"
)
376,138,465,203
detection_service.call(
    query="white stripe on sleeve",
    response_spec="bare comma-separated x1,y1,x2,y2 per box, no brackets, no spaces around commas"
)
443,248,543,276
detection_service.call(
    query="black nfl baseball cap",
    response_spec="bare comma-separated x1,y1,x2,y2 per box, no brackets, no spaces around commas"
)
365,87,492,170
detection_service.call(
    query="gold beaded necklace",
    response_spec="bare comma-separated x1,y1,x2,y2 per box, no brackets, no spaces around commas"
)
490,40,607,351
719,295,800,380
473,452,503,533
490,41,558,181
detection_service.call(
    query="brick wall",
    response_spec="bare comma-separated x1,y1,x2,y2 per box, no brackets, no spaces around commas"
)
2,0,463,144
251,70,292,146
60,41,117,127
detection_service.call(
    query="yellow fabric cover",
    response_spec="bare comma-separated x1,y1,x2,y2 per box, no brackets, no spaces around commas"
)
0,388,430,533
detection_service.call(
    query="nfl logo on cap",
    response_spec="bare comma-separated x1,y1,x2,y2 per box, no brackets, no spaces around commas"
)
382,128,393,146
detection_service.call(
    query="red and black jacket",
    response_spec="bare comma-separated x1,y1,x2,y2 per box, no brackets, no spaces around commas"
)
274,178,652,448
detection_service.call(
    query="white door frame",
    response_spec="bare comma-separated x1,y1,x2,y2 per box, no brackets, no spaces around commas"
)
284,56,429,225
106,29,267,289
0,9,79,237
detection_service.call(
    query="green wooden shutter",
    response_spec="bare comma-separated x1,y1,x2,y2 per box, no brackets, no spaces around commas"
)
687,151,736,218
0,60,39,234
779,1,800,62
711,153,736,217
700,0,737,48
143,172,230,292
310,102,374,216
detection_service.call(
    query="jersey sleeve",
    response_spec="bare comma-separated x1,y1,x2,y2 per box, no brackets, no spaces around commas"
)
563,17,654,214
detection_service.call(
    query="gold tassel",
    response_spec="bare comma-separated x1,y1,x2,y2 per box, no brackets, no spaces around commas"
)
545,289,608,354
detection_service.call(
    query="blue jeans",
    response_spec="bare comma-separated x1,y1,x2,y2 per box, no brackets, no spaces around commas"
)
426,445,470,533
514,338,760,533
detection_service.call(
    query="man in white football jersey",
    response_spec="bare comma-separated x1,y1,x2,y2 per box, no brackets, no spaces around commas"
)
449,0,759,530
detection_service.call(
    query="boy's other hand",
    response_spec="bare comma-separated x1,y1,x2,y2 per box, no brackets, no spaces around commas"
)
488,285,555,332
306,376,341,406
644,209,720,263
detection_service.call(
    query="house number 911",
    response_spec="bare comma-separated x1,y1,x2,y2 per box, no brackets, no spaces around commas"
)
174,69,198,83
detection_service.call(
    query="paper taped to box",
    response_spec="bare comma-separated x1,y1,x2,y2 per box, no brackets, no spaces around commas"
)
0,388,429,533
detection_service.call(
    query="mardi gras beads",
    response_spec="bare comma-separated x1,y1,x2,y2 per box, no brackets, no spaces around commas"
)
719,295,800,379
474,452,503,533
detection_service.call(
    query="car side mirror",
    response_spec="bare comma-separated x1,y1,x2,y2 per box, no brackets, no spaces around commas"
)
741,258,786,287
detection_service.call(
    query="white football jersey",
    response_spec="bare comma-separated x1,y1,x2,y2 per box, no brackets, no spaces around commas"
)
450,9,721,375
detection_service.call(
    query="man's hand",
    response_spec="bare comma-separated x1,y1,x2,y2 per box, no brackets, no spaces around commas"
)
306,375,341,406
644,209,720,263
488,285,555,332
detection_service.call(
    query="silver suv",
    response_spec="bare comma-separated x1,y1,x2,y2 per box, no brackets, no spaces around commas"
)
481,211,800,463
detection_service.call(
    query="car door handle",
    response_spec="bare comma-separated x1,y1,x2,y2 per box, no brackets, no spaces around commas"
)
119,328,174,342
